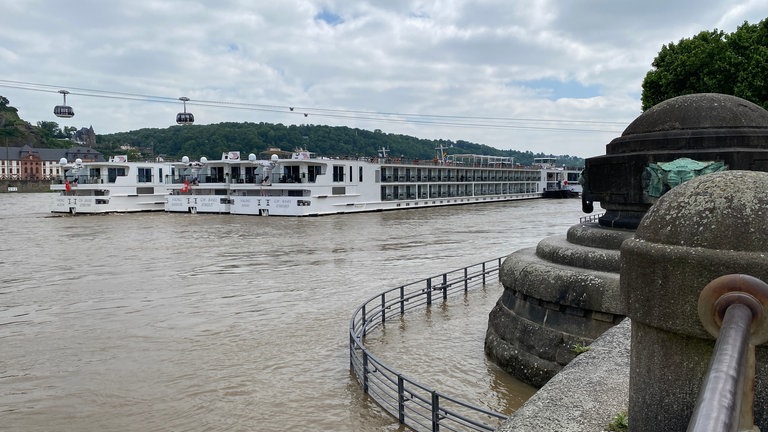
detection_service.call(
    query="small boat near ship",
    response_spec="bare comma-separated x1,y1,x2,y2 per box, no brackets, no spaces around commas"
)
536,157,582,198
51,156,174,215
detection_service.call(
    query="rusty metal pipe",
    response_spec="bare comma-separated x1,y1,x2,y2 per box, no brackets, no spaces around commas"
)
691,274,768,432
687,302,752,432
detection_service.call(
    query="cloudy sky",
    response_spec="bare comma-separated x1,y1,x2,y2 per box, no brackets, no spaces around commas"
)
1,1,766,158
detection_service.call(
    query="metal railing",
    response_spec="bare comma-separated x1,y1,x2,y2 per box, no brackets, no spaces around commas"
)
690,274,768,432
579,212,603,224
349,257,508,432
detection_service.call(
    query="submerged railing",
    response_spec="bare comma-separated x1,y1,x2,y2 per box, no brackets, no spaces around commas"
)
579,212,603,224
349,257,507,432
690,274,768,431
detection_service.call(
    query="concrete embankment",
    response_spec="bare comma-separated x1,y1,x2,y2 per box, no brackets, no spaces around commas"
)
497,318,630,432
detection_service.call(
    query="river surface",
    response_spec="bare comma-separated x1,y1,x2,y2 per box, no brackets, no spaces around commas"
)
0,193,594,431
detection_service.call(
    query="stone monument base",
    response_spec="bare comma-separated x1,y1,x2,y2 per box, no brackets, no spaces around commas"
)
485,222,631,387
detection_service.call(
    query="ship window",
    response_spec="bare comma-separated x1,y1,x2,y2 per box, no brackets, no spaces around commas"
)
283,166,300,183
332,165,345,182
359,166,363,182
138,167,153,183
210,166,225,183
245,166,257,183
137,187,154,195
108,167,126,183
308,165,322,183
349,166,353,182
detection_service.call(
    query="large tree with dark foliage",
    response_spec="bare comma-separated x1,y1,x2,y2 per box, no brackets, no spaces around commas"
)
641,19,768,111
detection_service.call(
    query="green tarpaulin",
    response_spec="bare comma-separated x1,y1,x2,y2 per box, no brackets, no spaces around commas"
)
643,158,728,198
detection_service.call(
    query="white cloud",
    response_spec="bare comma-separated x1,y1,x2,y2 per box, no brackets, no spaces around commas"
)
1,0,766,157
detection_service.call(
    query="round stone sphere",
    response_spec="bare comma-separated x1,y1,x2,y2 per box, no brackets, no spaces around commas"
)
622,170,768,337
635,170,768,252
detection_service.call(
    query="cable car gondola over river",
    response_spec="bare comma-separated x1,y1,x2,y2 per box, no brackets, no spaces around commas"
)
176,96,194,124
53,89,74,118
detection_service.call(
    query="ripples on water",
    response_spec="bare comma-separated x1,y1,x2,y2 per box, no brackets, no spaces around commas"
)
0,193,593,431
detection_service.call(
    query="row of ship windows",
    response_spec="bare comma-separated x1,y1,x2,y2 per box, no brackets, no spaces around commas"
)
380,184,539,200
381,175,541,182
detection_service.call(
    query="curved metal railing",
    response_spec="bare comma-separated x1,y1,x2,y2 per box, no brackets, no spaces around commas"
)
349,257,508,431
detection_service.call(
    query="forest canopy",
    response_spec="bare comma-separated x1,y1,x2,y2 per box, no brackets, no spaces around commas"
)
94,121,585,168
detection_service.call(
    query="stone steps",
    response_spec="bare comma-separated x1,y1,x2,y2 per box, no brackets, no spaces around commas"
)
485,223,629,387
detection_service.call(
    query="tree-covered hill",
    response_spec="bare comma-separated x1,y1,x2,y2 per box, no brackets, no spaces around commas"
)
1,95,584,167
96,122,585,168
1,96,91,148
0,95,45,146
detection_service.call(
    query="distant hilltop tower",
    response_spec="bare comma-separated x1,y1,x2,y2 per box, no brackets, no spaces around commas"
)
74,126,96,147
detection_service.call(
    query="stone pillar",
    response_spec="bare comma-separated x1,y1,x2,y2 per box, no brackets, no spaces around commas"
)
583,93,768,229
621,170,768,431
486,93,768,390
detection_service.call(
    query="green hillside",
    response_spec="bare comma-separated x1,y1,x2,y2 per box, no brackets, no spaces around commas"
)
1,95,584,167
0,96,44,146
97,122,584,168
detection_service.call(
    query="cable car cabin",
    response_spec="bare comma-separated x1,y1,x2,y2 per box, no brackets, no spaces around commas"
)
176,112,195,124
54,105,74,118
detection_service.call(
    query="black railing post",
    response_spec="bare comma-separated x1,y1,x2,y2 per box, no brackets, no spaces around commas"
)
464,267,469,291
432,391,440,432
442,273,448,301
362,351,369,393
381,293,386,324
361,304,367,338
482,262,486,284
349,332,354,368
427,278,432,305
398,376,405,424
400,286,405,315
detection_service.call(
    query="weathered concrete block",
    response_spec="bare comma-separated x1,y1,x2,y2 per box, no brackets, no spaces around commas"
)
536,235,621,272
498,318,631,432
500,247,622,314
622,170,768,431
566,222,635,250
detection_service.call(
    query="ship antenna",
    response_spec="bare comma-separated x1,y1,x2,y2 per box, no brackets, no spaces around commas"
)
435,143,453,164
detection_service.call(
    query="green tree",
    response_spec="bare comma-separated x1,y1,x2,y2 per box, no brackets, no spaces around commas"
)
36,120,61,140
641,19,768,111
63,126,77,139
